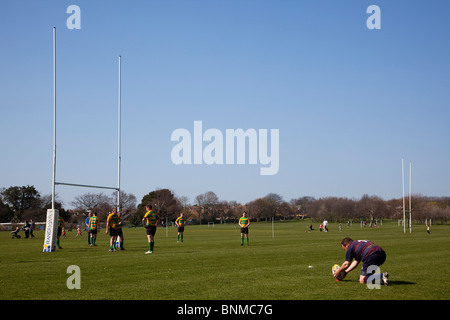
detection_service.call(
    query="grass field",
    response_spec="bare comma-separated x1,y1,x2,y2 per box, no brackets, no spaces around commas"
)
1,219,449,300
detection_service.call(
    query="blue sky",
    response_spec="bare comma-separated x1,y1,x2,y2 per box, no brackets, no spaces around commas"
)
1,0,449,207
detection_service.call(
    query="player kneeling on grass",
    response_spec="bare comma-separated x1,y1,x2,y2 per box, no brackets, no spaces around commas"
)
334,237,389,286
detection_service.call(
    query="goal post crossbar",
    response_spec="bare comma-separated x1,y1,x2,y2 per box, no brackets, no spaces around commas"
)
55,182,120,191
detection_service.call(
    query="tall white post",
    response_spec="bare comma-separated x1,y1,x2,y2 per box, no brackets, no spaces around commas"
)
117,55,121,210
52,27,57,210
272,216,274,238
166,216,169,237
402,159,405,234
409,161,412,233
45,27,59,253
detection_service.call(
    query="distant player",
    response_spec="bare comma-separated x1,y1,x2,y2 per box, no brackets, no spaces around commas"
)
175,213,186,243
334,237,389,285
142,204,159,254
116,211,125,250
106,208,120,252
239,211,250,246
56,215,65,249
76,225,82,238
323,219,328,232
85,212,92,245
89,212,98,246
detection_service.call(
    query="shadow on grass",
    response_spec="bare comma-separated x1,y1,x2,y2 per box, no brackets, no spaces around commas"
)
389,280,415,286
336,279,415,286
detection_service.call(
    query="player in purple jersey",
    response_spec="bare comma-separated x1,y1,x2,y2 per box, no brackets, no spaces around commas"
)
334,237,389,285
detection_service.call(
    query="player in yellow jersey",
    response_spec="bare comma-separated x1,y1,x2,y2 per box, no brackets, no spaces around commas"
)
239,211,250,246
142,204,159,254
89,212,99,246
175,213,187,243
106,208,120,252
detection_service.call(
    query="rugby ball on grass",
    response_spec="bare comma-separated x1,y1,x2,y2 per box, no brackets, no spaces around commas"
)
332,264,346,281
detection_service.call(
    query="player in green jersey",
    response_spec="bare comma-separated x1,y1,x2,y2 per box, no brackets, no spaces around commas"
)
89,212,98,246
239,211,251,246
175,213,186,243
142,204,159,254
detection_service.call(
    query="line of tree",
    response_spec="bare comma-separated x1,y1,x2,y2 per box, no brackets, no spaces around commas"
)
1,185,449,225
0,186,136,226
0,185,69,224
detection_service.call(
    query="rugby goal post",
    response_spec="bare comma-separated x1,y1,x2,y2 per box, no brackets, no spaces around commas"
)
401,159,412,234
44,27,123,252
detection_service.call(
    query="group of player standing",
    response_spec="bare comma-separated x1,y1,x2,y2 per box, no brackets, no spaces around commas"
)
141,204,251,253
55,209,121,250
54,203,252,254
54,205,388,285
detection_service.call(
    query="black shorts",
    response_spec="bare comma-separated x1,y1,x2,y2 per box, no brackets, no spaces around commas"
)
146,226,157,236
109,228,119,237
57,227,62,237
361,250,386,276
178,227,184,233
117,229,123,237
240,227,249,234
90,229,97,235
